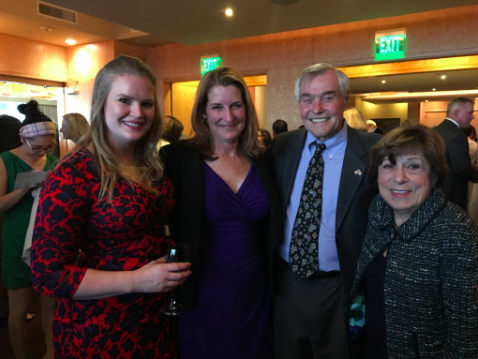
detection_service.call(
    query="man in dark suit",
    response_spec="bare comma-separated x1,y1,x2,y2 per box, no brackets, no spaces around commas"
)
270,63,380,358
433,97,478,209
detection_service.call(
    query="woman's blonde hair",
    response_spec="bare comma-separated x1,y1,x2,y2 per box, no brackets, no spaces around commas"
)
188,67,264,160
63,113,89,142
344,107,368,132
76,55,162,201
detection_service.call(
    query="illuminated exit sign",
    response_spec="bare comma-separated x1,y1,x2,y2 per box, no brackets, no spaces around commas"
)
200,56,221,75
375,29,406,61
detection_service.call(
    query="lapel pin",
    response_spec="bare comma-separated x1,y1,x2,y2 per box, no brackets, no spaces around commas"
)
354,169,362,176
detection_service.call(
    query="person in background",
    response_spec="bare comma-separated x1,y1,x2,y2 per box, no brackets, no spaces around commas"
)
0,115,22,328
0,101,58,359
272,119,288,137
270,63,380,358
401,119,413,129
59,112,89,144
366,119,384,134
470,125,477,142
258,128,272,148
161,66,281,359
163,115,184,144
433,97,478,209
344,107,368,132
462,126,478,163
351,125,478,358
31,55,191,359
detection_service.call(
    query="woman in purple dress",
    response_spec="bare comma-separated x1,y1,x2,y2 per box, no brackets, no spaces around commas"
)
161,67,281,359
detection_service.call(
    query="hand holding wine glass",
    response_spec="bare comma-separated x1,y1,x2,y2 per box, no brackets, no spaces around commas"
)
162,243,190,315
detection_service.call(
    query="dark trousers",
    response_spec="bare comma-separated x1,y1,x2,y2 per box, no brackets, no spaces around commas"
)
274,259,349,359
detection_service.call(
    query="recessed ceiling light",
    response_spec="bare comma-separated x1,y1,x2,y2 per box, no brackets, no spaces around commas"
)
432,88,436,91
381,80,386,84
441,75,447,80
225,8,233,16
425,100,429,102
65,39,77,45
40,26,53,32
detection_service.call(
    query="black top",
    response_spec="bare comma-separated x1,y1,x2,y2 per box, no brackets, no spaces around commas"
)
365,252,388,359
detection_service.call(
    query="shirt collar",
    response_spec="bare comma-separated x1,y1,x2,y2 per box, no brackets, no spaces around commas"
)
306,119,348,153
445,118,460,128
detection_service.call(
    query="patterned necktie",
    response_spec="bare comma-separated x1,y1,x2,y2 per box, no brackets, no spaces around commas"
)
289,142,326,279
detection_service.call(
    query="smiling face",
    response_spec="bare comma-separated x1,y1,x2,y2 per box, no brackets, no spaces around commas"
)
378,153,432,226
298,70,349,141
204,85,246,147
103,74,155,150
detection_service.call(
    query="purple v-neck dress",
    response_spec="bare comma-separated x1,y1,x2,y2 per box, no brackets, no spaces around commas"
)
177,163,272,359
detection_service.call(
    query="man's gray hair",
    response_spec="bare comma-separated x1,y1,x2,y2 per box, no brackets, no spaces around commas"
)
294,63,350,101
446,97,475,117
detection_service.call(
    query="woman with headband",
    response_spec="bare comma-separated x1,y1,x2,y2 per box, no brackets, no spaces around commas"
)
0,100,58,359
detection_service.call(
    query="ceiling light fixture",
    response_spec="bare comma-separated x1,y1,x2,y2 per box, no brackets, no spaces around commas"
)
381,80,386,84
271,0,299,4
432,88,436,91
40,26,53,32
441,75,447,80
225,8,233,16
65,39,77,45
362,89,478,101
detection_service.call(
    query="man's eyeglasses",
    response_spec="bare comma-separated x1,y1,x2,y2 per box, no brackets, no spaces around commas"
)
24,138,57,153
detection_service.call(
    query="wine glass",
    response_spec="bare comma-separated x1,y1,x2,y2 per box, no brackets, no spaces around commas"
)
161,243,189,316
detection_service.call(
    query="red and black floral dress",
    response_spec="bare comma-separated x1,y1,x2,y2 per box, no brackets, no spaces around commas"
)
31,150,176,359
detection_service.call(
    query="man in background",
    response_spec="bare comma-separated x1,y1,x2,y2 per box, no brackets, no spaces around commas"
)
272,119,288,137
434,97,478,209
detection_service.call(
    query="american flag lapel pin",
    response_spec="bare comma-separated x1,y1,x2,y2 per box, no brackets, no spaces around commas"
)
354,169,362,176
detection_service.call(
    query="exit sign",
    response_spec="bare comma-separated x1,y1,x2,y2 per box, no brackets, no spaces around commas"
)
375,29,406,61
200,56,221,75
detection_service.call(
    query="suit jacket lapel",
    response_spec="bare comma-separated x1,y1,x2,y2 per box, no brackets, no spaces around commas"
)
180,148,204,254
282,130,307,209
336,128,368,230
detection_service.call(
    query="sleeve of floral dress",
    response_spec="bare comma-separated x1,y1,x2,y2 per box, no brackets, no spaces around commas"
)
440,211,478,358
31,158,90,298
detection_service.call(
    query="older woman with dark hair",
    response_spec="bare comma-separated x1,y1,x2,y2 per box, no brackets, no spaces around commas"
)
350,125,478,358
161,66,281,359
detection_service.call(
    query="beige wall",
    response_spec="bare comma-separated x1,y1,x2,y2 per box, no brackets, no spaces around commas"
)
0,33,67,83
360,101,409,123
255,86,267,130
171,82,196,136
147,5,478,130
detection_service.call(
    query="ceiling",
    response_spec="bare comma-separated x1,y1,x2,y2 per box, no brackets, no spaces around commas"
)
350,69,478,94
1,0,478,47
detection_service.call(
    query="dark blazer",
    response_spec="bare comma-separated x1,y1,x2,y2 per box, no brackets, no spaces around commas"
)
433,119,478,209
351,189,478,358
269,127,380,313
160,140,282,310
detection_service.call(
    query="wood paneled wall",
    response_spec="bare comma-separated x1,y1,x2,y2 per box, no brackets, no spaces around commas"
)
148,5,478,132
0,33,67,83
